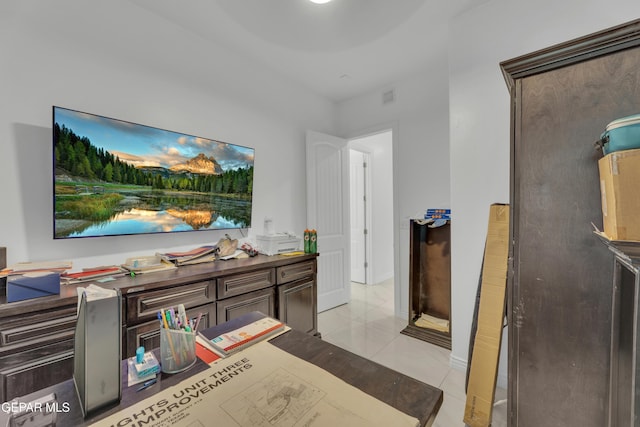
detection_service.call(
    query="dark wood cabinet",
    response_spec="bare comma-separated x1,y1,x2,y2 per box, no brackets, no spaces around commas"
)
277,277,317,335
0,253,318,402
125,279,215,325
276,260,315,285
0,306,77,351
215,265,278,323
217,287,276,323
401,220,451,349
0,340,74,403
501,19,640,427
217,268,275,299
0,307,77,402
276,260,317,335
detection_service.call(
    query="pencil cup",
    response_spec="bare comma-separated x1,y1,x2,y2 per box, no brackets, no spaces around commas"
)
160,328,196,374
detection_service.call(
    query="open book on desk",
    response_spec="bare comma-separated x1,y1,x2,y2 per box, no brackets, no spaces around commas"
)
197,312,287,357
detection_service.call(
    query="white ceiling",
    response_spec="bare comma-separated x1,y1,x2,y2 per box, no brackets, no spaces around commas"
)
130,0,486,103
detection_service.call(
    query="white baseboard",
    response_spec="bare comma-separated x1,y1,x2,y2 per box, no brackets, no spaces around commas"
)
371,271,394,285
450,354,467,372
449,354,508,390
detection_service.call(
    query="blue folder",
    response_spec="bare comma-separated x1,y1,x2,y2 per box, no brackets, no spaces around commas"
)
7,272,60,303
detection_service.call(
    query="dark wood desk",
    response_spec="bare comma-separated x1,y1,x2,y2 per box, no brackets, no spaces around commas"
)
1,319,443,426
270,330,443,427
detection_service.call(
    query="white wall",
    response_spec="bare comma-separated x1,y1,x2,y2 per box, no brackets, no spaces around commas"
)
336,60,451,319
0,1,334,269
449,0,640,385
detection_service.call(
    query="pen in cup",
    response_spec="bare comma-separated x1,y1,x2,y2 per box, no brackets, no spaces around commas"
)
193,312,203,332
178,304,188,328
160,309,180,365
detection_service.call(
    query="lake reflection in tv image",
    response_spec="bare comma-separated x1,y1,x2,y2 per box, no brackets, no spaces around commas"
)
53,107,254,239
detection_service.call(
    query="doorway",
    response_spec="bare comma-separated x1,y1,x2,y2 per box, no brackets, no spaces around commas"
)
348,130,394,287
306,128,395,313
349,148,369,284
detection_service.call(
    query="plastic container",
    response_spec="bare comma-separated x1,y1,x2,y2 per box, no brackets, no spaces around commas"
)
304,229,310,253
310,229,317,253
597,113,640,154
160,328,196,373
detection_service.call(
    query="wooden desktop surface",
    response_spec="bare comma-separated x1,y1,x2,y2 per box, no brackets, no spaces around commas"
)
3,320,443,426
271,330,443,427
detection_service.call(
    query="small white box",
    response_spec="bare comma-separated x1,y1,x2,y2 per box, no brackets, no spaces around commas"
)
256,234,301,256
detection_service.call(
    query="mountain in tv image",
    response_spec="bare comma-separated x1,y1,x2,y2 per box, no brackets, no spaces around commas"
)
52,107,254,239
137,153,224,179
169,153,223,174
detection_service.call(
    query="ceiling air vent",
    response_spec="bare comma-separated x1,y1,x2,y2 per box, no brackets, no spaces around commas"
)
382,89,395,105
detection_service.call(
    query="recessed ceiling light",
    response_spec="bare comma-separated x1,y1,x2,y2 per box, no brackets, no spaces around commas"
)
309,0,332,4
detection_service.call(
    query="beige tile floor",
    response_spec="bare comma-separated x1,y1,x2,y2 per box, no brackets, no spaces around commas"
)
317,279,507,427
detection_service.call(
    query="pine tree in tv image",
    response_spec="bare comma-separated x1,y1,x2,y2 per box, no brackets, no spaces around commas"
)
53,107,254,239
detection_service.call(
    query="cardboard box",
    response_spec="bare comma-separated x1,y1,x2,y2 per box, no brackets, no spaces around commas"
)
599,149,640,241
464,204,510,427
7,272,60,303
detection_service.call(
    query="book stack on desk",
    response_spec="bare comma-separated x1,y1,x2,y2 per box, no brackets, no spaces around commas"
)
61,265,127,284
157,245,218,266
121,255,176,275
197,313,285,357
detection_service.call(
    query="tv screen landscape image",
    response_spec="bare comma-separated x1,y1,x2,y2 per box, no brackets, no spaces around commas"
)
53,106,254,239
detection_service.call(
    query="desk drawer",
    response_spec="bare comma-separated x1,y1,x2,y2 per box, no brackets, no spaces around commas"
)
217,268,275,299
217,287,275,323
126,280,215,324
0,339,74,402
276,260,316,285
0,307,76,353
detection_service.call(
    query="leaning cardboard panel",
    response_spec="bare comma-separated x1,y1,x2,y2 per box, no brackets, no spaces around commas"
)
464,204,509,427
73,288,122,416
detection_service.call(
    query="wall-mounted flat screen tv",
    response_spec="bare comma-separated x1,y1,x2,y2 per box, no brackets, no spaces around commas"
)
53,106,254,239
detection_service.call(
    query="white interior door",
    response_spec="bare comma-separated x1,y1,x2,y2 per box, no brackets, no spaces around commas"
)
306,130,350,312
350,149,366,284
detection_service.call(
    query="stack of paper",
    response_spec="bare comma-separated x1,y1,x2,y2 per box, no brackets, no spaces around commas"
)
61,266,126,284
121,255,176,274
76,284,118,313
158,246,218,266
1,260,72,278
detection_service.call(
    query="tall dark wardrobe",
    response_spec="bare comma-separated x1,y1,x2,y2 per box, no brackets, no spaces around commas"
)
501,19,640,426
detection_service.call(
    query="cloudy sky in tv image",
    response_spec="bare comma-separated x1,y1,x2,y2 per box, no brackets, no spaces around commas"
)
54,108,254,171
